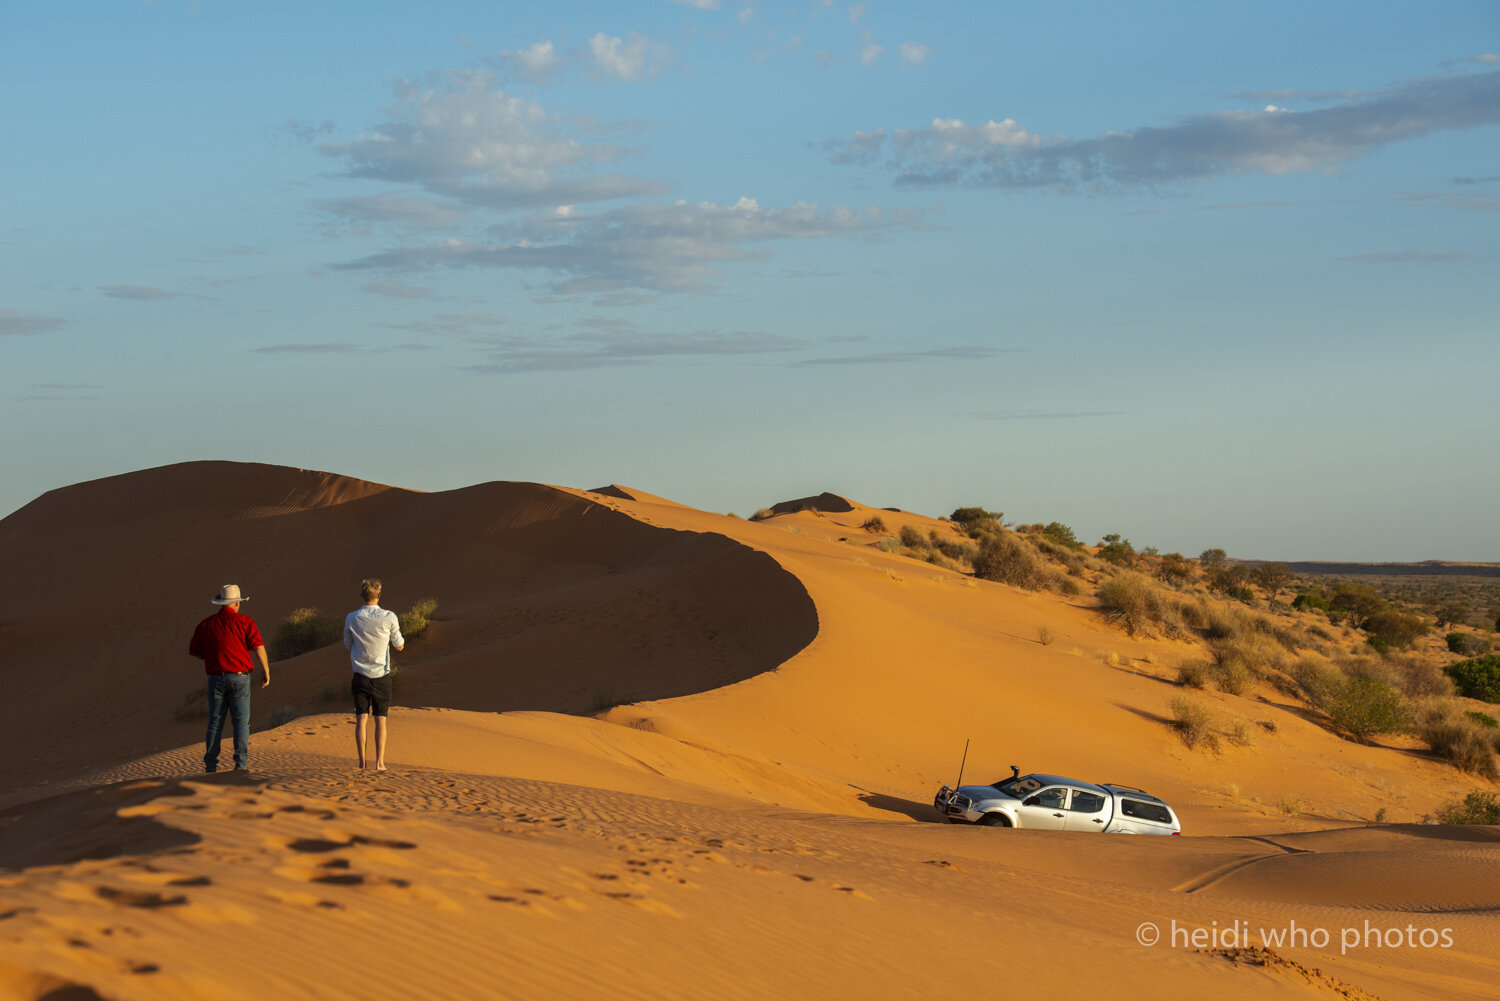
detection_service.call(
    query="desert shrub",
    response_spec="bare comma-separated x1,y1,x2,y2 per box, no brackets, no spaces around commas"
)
1468,711,1498,728
1097,533,1136,567
899,524,928,549
1293,592,1331,614
1317,676,1411,742
950,507,1003,538
876,538,901,554
1447,654,1500,703
1057,577,1083,597
861,515,888,534
1037,625,1054,646
1425,726,1498,776
271,607,341,661
1097,571,1184,637
930,533,978,564
922,549,962,571
1156,552,1195,588
1041,522,1082,550
1206,643,1265,695
400,598,439,640
1430,791,1500,825
1363,608,1430,650
1177,660,1211,689
974,532,1065,592
1394,656,1455,699
749,508,774,522
1199,548,1227,570
1167,696,1219,751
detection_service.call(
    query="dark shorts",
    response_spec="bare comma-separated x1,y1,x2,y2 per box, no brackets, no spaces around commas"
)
351,673,392,717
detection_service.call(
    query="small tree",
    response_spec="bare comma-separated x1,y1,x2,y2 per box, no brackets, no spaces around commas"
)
1199,548,1227,570
1041,521,1082,550
1253,562,1295,603
950,507,1003,538
1156,552,1194,587
1435,602,1470,628
1097,533,1136,567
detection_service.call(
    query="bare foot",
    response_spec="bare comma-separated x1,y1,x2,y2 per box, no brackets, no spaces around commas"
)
375,762,387,772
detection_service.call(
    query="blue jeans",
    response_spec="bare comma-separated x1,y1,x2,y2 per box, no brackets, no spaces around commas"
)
204,673,252,771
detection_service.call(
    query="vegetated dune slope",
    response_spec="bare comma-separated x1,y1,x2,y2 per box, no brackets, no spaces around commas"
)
1,462,1496,1001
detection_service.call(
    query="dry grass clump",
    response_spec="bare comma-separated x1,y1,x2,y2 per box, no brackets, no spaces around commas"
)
1167,695,1219,751
1097,571,1186,638
860,515,888,534
270,607,342,661
399,598,439,640
929,531,978,565
973,532,1072,594
898,524,926,548
1413,700,1499,778
749,507,774,522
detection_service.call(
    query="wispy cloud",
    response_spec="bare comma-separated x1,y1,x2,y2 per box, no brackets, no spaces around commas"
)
962,409,1124,421
0,309,64,335
798,345,1004,366
101,285,178,300
363,280,438,299
899,43,930,68
1339,251,1486,264
254,342,364,354
310,192,470,229
333,197,905,296
828,70,1500,192
465,327,798,373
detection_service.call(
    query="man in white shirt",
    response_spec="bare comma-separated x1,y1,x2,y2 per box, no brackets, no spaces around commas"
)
343,578,405,771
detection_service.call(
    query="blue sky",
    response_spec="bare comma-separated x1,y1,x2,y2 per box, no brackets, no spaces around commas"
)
3,1,1497,561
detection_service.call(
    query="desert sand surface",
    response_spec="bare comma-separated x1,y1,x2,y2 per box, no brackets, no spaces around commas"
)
1,462,1496,1001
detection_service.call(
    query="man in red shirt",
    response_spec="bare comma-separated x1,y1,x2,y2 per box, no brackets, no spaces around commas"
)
189,584,271,772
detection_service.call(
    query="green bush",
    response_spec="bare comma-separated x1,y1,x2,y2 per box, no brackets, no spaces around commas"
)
400,598,439,640
1041,522,1082,550
1467,711,1498,729
1293,592,1331,614
1447,654,1500,703
1097,533,1136,567
1363,608,1429,649
1301,672,1410,742
950,507,1003,537
270,607,341,661
1430,791,1500,824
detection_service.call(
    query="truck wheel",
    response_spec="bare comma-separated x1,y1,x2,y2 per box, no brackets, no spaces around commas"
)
980,813,1012,828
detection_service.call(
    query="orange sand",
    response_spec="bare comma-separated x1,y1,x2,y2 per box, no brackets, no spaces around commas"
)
0,462,1495,1001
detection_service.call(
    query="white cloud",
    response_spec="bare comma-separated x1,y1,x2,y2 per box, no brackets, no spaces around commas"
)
848,2,866,24
498,40,561,85
0,309,64,335
899,43,929,68
318,70,663,209
829,70,1500,191
859,42,882,67
589,32,669,82
333,197,906,296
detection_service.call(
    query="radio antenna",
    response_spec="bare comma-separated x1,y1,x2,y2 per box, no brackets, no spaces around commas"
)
954,737,970,789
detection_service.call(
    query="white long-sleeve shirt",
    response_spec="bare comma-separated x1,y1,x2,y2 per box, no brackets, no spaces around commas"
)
344,604,405,678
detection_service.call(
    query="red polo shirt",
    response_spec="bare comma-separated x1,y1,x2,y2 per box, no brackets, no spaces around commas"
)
189,607,264,675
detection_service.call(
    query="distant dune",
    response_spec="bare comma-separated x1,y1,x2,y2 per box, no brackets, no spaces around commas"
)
1,461,1496,1001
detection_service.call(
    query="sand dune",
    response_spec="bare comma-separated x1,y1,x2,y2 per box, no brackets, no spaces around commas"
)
1,461,1497,1001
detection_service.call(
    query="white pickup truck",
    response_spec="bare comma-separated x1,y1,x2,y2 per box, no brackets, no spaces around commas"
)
934,769,1181,835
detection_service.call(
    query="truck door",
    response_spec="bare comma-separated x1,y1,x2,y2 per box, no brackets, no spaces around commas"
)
1063,789,1109,831
1016,786,1069,829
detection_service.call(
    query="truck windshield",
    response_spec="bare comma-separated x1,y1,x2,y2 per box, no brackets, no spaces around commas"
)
994,775,1043,797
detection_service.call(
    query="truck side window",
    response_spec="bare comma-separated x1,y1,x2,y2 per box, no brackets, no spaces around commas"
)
1026,787,1068,810
1070,791,1105,813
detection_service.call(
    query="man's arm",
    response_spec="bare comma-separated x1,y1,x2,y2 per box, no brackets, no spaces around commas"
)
255,645,271,688
389,611,405,652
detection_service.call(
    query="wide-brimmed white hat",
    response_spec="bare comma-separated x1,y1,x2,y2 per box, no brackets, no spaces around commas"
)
211,584,249,605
